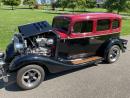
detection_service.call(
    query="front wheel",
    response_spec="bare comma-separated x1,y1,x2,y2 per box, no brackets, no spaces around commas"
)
105,45,120,63
17,65,45,90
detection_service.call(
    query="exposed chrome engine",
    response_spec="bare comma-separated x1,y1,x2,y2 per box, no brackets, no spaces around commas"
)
13,34,56,57
26,37,54,56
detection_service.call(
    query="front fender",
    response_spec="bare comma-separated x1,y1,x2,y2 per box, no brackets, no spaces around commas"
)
5,43,15,63
9,54,48,71
9,54,74,73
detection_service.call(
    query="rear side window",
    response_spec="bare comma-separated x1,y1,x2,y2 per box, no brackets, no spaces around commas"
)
73,21,93,33
97,19,110,31
112,19,120,29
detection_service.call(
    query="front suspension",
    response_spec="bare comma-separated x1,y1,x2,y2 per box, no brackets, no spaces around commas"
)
0,60,8,82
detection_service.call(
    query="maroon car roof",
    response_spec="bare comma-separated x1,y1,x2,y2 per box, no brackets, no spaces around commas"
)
55,13,122,20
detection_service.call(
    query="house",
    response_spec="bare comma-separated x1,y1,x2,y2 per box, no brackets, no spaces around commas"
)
20,0,54,5
36,0,56,4
96,0,106,4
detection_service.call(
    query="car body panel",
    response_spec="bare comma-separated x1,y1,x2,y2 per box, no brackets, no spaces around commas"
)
9,54,103,73
53,13,122,39
58,33,120,57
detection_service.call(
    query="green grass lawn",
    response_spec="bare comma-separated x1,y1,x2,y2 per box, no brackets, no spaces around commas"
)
0,6,58,51
0,6,130,51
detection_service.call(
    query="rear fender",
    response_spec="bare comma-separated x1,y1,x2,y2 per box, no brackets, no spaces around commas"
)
103,38,125,59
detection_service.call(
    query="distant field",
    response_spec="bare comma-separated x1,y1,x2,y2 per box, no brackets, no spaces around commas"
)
0,6,130,51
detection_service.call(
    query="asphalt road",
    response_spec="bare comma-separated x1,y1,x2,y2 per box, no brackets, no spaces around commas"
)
0,36,130,98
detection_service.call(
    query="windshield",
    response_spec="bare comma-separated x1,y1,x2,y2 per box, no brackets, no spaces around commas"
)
52,18,70,32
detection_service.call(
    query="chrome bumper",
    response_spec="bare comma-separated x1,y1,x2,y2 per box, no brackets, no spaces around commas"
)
0,54,8,82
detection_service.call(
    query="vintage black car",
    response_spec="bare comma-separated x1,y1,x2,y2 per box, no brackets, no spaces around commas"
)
0,13,128,90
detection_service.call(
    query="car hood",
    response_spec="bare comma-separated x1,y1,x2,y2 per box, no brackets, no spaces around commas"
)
18,21,52,38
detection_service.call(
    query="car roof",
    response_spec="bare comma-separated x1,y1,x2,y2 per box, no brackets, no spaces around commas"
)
55,13,122,20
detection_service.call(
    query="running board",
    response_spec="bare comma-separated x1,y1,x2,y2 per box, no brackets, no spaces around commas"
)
70,56,102,65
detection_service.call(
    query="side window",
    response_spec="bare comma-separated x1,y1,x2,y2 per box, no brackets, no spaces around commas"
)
73,22,82,33
97,19,110,31
73,21,93,33
112,19,120,29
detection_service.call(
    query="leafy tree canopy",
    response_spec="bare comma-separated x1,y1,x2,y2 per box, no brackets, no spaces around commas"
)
3,0,20,6
67,0,77,11
86,0,96,8
104,0,130,14
23,0,35,6
23,0,35,8
3,0,21,10
56,0,68,11
56,0,96,12
77,0,96,11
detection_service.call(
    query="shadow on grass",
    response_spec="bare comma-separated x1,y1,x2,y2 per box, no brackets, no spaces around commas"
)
122,17,130,20
68,10,90,13
42,11,90,15
57,9,89,12
16,7,33,10
0,8,13,10
0,64,97,92
42,9,91,15
120,13,130,16
0,7,33,10
42,11,70,15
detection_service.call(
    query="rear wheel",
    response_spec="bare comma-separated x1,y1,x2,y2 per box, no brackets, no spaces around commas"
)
106,45,120,63
17,65,45,90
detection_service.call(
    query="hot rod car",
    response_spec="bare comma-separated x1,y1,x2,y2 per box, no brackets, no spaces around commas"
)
0,13,128,90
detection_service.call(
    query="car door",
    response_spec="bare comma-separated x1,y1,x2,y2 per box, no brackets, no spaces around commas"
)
67,20,96,57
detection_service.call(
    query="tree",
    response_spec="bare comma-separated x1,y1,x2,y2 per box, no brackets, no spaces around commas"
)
0,0,2,6
23,0,35,9
104,0,130,14
68,0,77,12
51,0,56,10
86,0,96,8
56,0,68,11
77,0,87,11
3,0,21,10
77,0,96,12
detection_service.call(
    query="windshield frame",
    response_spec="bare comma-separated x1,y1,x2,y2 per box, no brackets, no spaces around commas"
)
52,17,71,34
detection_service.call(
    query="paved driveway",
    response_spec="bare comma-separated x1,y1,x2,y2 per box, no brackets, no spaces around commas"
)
0,36,130,98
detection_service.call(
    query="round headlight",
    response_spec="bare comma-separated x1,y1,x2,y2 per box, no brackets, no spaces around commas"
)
46,39,54,45
13,35,24,52
14,43,24,52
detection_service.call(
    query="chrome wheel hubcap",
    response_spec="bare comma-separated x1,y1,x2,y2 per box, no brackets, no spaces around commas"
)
109,47,120,62
22,69,41,87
